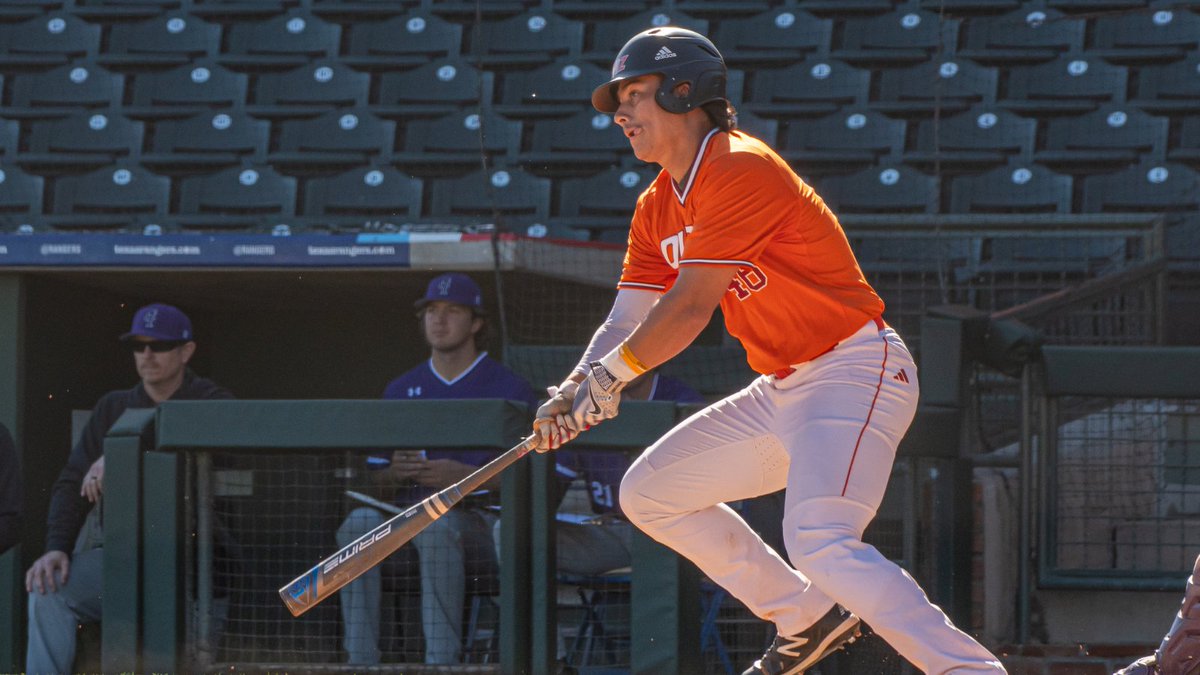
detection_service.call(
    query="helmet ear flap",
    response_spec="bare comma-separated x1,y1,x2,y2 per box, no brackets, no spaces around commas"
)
655,75,692,114
653,70,728,115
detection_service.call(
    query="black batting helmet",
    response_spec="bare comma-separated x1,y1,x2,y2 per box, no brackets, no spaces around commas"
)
591,27,727,115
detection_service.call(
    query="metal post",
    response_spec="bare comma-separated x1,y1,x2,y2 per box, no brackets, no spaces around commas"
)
196,452,214,666
1017,364,1033,643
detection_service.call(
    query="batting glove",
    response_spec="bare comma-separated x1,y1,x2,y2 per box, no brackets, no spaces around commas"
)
534,382,579,452
568,343,645,432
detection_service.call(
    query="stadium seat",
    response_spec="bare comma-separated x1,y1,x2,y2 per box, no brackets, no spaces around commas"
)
101,12,221,69
1090,5,1200,64
177,164,297,229
794,0,895,14
1169,115,1200,167
1048,0,1149,11
978,236,1129,275
343,11,462,69
221,11,341,69
957,7,1084,64
308,0,414,21
520,108,632,174
587,8,709,59
471,10,585,67
393,108,522,176
21,111,144,173
252,61,370,117
50,162,170,229
916,0,1021,12
143,111,270,173
834,9,960,66
872,58,998,116
271,109,395,172
128,60,249,118
1132,52,1200,114
906,105,1035,170
376,58,494,117
0,13,99,69
1001,55,1128,114
949,162,1073,213
555,163,659,235
1036,105,1168,172
745,59,870,119
71,0,182,20
6,62,123,117
735,111,779,146
0,163,44,222
1081,161,1200,213
497,57,612,118
712,8,832,67
426,166,551,228
780,109,906,174
0,121,15,162
303,165,422,224
427,0,527,19
813,163,939,214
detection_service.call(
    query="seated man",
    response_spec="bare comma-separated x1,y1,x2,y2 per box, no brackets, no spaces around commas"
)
25,303,233,675
1115,552,1200,675
337,273,537,665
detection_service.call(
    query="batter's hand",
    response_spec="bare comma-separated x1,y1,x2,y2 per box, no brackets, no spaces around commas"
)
534,382,579,452
569,361,626,432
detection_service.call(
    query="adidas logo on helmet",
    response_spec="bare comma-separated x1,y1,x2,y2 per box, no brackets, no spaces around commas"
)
654,46,677,61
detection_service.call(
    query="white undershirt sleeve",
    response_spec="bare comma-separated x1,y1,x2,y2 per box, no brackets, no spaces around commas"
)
570,288,660,379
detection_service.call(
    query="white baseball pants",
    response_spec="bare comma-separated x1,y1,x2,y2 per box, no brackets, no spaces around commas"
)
620,320,1006,674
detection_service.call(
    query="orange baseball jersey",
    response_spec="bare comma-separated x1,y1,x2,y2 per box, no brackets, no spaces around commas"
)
618,129,885,375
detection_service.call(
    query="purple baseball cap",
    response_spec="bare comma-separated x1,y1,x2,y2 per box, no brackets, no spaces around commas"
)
120,303,193,342
414,273,484,312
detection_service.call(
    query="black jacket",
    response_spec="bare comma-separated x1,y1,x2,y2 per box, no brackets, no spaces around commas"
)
45,370,233,554
0,422,20,555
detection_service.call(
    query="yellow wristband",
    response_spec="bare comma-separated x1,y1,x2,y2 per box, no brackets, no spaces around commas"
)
618,343,649,376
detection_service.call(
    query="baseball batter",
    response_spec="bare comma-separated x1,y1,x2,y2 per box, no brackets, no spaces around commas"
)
533,28,1006,675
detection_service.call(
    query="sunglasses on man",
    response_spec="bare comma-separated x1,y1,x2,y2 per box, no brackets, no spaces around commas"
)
125,340,187,354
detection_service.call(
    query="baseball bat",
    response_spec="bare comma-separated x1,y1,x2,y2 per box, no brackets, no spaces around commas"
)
279,433,540,617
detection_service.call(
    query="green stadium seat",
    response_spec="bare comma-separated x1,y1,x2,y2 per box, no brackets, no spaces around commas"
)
393,108,522,176
957,7,1084,64
872,57,999,116
712,8,832,67
376,58,494,118
906,105,1035,171
50,162,170,230
426,166,551,228
949,162,1073,213
471,10,585,67
343,11,462,69
303,165,422,223
21,111,144,173
813,163,940,215
0,120,16,160
0,163,44,222
271,109,395,173
0,13,99,70
745,58,870,119
143,111,270,173
1132,52,1200,114
780,108,906,173
128,60,249,118
1081,161,1200,213
555,163,659,236
101,12,222,69
252,61,370,117
1169,115,1200,168
178,164,297,229
1090,5,1200,64
1036,105,1168,172
221,11,342,70
6,62,123,117
520,108,633,174
497,57,612,118
834,9,960,66
1001,55,1128,115
587,8,709,59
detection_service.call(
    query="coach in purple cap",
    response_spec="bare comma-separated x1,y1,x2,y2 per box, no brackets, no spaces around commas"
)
25,302,233,675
